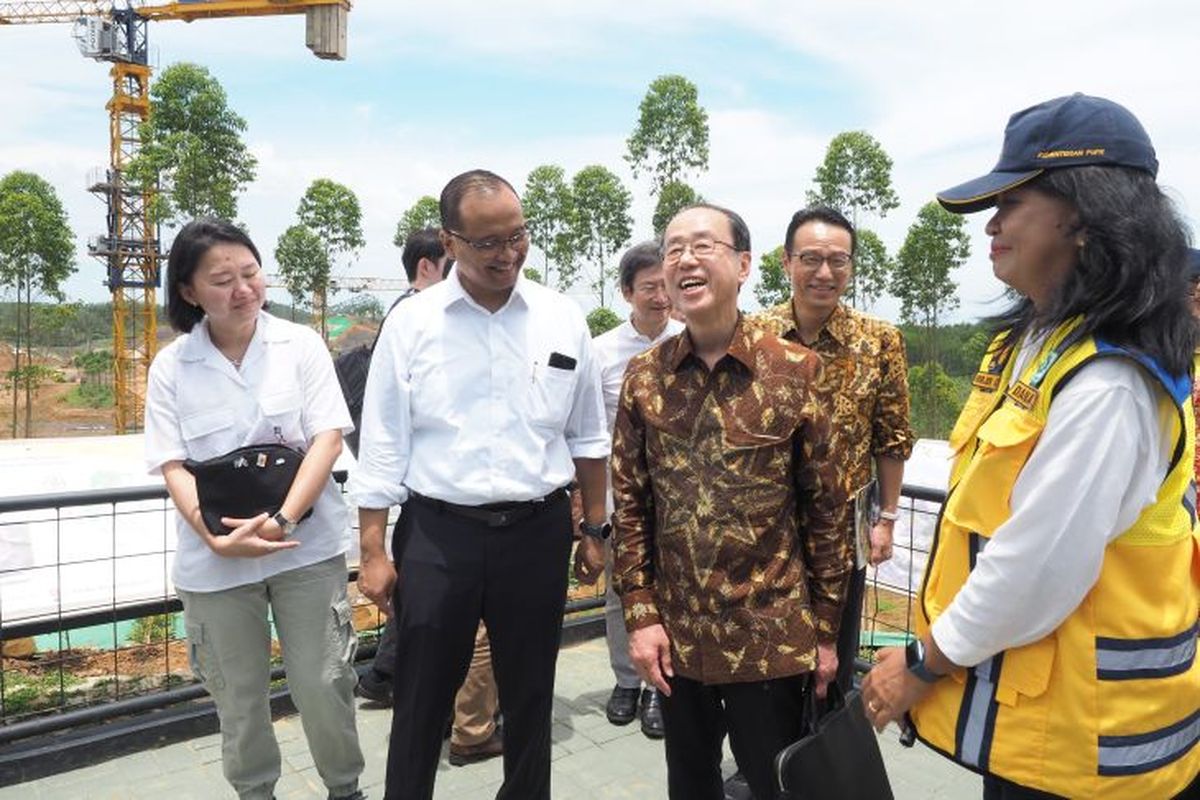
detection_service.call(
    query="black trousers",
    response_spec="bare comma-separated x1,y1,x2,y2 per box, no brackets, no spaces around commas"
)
383,492,573,800
835,565,867,693
660,672,809,800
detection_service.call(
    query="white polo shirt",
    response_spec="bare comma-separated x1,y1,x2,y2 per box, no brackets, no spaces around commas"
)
144,311,353,593
350,272,610,510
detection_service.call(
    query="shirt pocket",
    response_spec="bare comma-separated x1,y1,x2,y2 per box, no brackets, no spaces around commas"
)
179,407,235,461
528,362,577,430
260,389,305,445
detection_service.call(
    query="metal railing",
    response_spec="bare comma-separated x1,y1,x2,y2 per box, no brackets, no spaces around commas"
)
0,482,606,746
0,480,941,746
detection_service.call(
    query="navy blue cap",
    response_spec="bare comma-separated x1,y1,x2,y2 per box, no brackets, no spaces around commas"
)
1189,248,1200,280
938,94,1158,214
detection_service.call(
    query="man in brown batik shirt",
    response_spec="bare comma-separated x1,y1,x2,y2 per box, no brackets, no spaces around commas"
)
610,204,850,800
754,206,914,696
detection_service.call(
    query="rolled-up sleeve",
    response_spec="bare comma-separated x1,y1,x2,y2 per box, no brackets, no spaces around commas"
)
350,317,412,509
563,329,611,460
611,364,660,631
871,325,915,461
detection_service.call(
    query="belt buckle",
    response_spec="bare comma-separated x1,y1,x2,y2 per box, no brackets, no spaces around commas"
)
489,510,510,528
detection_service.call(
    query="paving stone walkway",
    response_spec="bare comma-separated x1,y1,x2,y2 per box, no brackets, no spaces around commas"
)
2,638,981,799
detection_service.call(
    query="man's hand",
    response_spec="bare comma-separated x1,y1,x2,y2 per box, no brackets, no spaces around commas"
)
628,623,674,696
861,645,935,732
211,513,301,558
815,641,838,699
869,519,895,566
573,536,605,585
357,552,397,617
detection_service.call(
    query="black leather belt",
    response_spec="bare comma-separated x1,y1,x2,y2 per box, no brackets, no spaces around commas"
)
408,487,570,528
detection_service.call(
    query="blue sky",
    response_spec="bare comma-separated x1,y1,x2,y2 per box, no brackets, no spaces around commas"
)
2,1,1197,323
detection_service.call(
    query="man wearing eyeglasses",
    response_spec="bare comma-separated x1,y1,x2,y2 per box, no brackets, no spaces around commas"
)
611,204,849,800
755,207,914,694
353,170,611,800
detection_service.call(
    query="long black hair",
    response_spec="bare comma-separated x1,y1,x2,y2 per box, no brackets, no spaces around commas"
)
987,165,1195,376
166,217,263,333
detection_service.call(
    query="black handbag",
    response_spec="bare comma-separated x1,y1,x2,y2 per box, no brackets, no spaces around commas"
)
774,682,894,800
183,443,313,535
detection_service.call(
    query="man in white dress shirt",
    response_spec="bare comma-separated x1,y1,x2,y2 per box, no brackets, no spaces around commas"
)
590,241,683,739
353,170,611,800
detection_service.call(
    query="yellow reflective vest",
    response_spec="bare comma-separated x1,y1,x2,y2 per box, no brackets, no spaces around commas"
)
912,322,1200,799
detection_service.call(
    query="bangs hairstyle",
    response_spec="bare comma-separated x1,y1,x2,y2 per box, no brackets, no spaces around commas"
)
987,165,1195,376
166,217,263,333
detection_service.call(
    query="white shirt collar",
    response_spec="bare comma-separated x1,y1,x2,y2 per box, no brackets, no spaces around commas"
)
178,310,290,364
440,269,529,314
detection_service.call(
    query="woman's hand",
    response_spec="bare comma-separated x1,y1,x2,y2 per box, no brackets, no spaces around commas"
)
210,513,301,558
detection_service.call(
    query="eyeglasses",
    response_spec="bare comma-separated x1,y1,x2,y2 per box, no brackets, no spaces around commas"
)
788,250,853,271
447,227,529,253
661,238,739,265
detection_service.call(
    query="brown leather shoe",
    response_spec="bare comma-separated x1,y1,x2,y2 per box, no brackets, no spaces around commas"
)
448,725,504,767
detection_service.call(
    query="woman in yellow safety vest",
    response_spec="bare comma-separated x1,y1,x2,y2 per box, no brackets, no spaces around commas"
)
862,94,1200,800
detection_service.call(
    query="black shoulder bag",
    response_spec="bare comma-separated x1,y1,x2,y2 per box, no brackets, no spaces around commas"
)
183,441,313,535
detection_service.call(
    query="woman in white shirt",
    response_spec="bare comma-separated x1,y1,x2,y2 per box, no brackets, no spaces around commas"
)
144,218,364,800
862,95,1199,800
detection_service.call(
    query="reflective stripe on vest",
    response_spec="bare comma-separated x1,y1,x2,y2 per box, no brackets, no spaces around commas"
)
1096,622,1199,681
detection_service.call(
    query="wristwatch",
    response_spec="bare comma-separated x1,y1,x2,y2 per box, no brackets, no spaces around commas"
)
905,638,943,684
578,519,612,540
272,511,298,537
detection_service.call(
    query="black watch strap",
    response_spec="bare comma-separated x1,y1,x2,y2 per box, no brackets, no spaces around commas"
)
579,519,612,540
906,638,942,684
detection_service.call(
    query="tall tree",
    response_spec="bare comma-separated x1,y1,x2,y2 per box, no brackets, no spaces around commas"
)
0,171,74,437
806,131,900,307
275,224,330,323
753,246,789,310
625,75,710,195
853,229,893,309
890,201,971,365
129,62,258,226
571,166,632,308
393,195,441,247
523,165,579,290
652,181,702,237
295,178,364,341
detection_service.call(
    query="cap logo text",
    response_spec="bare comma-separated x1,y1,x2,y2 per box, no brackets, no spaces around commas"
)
1036,148,1105,160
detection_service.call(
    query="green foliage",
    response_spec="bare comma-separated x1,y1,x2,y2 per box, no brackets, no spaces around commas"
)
853,229,892,309
908,361,967,439
0,171,74,300
753,246,789,309
652,181,702,236
393,195,441,247
523,165,579,289
806,131,900,220
570,166,633,307
129,62,257,226
331,293,384,322
587,306,622,337
62,383,114,408
625,75,710,194
298,179,365,260
127,613,178,644
891,202,971,363
274,224,330,310
523,267,543,283
899,322,991,377
2,670,82,717
74,349,113,380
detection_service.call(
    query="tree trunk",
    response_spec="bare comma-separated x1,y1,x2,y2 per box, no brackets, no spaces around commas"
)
23,280,32,437
10,289,19,438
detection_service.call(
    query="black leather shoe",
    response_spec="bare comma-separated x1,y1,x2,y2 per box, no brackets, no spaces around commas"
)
640,687,665,739
606,685,641,725
723,771,754,800
354,669,392,706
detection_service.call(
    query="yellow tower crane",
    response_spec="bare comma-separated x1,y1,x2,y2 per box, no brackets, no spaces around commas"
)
0,0,351,432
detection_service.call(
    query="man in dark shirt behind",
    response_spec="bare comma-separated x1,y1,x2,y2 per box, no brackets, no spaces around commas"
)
611,203,851,800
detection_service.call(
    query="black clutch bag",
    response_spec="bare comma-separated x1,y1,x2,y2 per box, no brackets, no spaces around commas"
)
183,443,313,535
774,683,894,800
